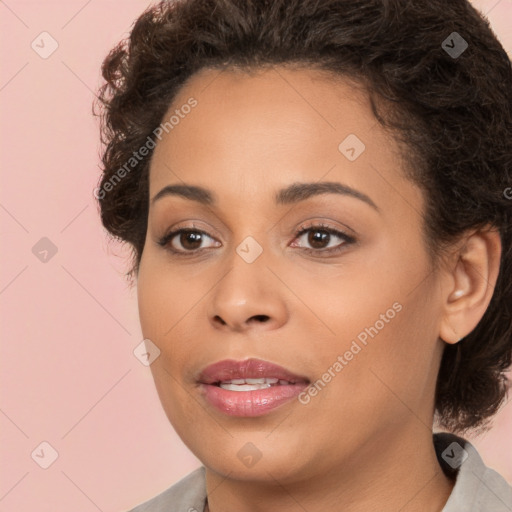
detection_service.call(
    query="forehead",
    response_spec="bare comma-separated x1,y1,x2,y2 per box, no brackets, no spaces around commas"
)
152,66,375,164
148,66,420,214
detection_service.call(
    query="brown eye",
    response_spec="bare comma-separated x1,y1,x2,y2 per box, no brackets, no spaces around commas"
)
158,228,219,254
291,223,356,256
176,230,204,251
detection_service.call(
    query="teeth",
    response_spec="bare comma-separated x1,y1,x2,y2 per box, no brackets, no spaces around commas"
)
246,378,266,384
220,383,271,391
220,378,281,385
218,377,285,391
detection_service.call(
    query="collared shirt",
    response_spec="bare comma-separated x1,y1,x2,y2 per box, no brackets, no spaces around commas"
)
128,432,512,511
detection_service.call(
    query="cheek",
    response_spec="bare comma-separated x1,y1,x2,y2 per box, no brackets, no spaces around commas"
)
137,261,203,429
137,252,203,341
136,254,212,393
292,300,438,457
322,288,441,428
297,254,439,408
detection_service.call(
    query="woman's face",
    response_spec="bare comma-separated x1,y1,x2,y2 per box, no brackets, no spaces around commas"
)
137,66,448,482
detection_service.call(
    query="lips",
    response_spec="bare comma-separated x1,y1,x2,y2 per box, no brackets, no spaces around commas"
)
197,358,310,416
197,358,309,386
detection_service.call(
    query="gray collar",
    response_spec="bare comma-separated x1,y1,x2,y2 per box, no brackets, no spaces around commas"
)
435,432,512,511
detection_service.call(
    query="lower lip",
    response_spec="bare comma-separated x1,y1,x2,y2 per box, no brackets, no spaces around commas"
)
200,383,308,417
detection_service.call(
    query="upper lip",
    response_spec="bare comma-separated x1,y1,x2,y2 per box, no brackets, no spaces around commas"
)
197,358,310,385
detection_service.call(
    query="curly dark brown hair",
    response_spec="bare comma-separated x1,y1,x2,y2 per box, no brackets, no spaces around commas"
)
93,0,512,434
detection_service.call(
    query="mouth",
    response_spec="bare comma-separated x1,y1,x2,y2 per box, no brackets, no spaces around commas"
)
197,358,310,417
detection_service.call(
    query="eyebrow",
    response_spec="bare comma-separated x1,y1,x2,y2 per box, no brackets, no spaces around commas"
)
151,181,379,211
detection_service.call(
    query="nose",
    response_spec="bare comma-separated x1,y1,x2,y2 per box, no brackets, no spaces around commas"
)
207,259,288,334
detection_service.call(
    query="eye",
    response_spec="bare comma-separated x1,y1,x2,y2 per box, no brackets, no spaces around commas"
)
290,223,356,256
157,224,220,255
157,222,356,257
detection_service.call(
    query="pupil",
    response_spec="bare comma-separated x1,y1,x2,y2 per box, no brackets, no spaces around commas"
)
182,231,202,249
309,230,329,249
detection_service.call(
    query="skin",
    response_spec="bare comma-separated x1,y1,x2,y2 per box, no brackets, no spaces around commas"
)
136,66,502,512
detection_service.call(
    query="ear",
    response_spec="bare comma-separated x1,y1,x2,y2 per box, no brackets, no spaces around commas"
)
439,225,502,344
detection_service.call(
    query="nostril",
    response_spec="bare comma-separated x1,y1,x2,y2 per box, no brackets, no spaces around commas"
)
251,315,270,323
214,315,227,325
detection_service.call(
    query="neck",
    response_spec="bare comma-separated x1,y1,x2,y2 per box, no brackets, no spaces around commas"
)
204,424,455,512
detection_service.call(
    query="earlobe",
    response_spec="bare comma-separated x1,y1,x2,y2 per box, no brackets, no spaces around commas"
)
439,226,501,345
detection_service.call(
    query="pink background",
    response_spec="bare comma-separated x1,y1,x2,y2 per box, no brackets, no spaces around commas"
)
1,1,511,510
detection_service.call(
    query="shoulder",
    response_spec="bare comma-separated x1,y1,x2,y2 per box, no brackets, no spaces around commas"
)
434,432,512,512
127,466,207,512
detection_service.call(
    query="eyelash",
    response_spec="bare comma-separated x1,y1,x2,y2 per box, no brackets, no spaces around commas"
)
157,222,356,258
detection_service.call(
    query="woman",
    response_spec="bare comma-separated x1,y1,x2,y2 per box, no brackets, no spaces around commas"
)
93,0,512,510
